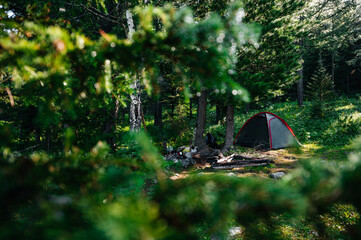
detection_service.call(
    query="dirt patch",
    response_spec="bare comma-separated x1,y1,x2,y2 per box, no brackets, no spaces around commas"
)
169,148,302,180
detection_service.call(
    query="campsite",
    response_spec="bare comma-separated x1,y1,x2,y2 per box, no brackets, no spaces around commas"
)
1,0,361,239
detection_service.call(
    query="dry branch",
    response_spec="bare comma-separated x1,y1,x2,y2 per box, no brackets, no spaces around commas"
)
212,163,271,170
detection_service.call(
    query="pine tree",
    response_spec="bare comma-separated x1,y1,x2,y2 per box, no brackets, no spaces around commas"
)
302,0,361,94
307,61,334,117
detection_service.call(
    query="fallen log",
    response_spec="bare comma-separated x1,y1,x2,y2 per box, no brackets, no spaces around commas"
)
206,157,218,164
216,154,235,163
212,159,274,167
232,154,270,161
212,163,271,170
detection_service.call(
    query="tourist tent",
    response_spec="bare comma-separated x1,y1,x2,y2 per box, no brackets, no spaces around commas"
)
234,112,301,150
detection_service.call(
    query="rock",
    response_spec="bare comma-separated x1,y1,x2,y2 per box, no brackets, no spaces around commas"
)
270,172,285,179
180,157,194,168
228,227,242,237
184,151,192,158
227,172,237,177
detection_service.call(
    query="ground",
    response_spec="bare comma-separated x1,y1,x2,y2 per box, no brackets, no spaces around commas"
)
169,144,330,180
128,97,361,239
166,144,359,239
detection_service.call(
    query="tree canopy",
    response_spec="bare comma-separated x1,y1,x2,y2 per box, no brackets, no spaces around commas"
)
1,0,361,239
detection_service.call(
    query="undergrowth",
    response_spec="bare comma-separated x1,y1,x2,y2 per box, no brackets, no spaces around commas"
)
115,96,361,239
116,96,361,160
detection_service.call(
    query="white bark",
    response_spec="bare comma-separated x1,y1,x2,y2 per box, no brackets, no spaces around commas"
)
126,8,142,131
129,78,142,131
126,9,135,39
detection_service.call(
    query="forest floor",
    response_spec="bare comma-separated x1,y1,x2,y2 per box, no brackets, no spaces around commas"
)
140,97,361,239
166,143,360,240
141,96,360,182
169,148,299,180
169,143,348,180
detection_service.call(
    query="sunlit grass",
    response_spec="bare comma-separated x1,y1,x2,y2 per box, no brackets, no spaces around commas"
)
334,103,355,111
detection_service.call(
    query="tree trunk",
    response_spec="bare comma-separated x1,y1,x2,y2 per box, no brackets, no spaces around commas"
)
121,107,126,119
331,16,335,89
142,103,147,115
35,127,41,145
126,8,142,132
103,99,120,150
222,104,234,153
194,89,207,150
154,99,162,127
45,128,50,151
216,104,221,123
189,99,192,120
331,50,335,88
125,9,135,39
297,15,304,107
130,78,142,131
297,38,304,107
297,76,303,106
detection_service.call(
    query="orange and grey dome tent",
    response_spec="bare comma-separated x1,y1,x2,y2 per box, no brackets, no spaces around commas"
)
234,112,301,150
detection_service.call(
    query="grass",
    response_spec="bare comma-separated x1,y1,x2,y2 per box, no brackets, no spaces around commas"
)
229,97,361,161
116,96,361,239
243,164,276,173
117,96,361,160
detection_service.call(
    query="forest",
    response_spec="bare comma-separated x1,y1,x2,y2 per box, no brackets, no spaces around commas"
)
1,0,361,239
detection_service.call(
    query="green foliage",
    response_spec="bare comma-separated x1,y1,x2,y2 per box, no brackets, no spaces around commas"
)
235,0,305,103
2,1,361,239
321,204,360,237
244,163,276,173
163,160,183,171
307,62,335,118
221,96,361,153
3,101,361,239
1,1,256,151
302,0,361,96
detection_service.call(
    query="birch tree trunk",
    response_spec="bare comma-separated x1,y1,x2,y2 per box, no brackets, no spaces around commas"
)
126,8,142,131
222,104,234,153
126,9,135,38
194,89,208,150
129,77,142,131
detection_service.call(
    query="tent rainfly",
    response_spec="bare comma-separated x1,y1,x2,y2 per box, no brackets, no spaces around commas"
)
234,112,301,150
